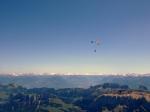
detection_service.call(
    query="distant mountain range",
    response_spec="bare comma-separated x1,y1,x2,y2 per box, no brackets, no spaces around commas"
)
0,74,150,89
0,83,150,112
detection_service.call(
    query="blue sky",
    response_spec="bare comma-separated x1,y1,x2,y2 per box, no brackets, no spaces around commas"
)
0,0,150,74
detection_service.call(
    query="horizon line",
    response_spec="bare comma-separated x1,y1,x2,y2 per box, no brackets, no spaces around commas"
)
0,72,150,76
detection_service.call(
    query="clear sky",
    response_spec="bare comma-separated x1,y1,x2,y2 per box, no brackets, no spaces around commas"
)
0,0,150,74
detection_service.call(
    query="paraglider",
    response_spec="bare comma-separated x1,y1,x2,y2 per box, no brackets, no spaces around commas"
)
90,39,100,53
90,41,94,44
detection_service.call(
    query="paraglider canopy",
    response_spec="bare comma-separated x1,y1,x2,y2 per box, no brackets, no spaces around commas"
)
95,39,100,46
